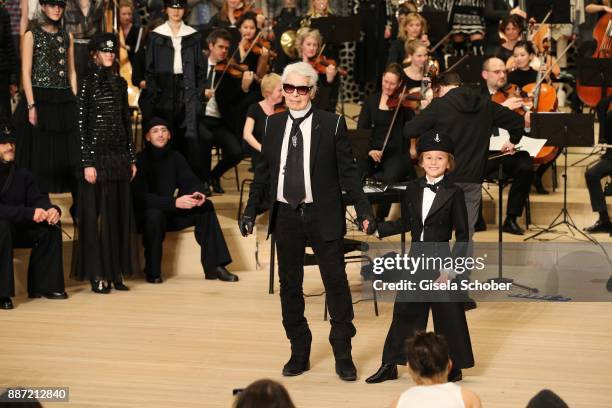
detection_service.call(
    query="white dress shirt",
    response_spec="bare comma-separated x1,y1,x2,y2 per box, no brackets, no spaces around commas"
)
204,58,221,118
153,21,196,74
421,174,444,241
276,103,314,204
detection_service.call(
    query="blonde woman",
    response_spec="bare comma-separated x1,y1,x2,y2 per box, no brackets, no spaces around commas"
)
388,13,429,65
243,73,283,166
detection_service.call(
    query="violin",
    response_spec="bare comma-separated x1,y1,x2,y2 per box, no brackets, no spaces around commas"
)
214,60,250,79
233,2,263,21
308,55,347,76
244,38,277,59
386,88,423,110
491,83,532,115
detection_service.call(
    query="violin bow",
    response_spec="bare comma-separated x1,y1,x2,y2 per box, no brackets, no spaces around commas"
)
241,31,263,63
212,44,242,92
532,39,575,90
380,85,407,156
428,31,453,54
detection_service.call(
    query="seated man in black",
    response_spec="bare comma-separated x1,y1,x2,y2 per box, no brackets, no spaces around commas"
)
0,126,68,310
132,118,237,283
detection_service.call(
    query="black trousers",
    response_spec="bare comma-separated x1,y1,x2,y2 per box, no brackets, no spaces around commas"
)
358,153,415,219
381,300,475,369
585,156,612,213
140,200,232,278
486,151,533,217
0,220,65,298
274,203,356,351
0,72,10,123
198,116,243,181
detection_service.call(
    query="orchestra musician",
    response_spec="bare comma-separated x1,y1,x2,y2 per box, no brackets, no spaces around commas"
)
357,63,416,221
482,56,534,235
118,0,143,67
483,0,526,55
292,27,339,112
493,14,524,63
387,13,429,66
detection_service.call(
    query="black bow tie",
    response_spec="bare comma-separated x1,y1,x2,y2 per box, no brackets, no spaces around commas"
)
420,178,441,193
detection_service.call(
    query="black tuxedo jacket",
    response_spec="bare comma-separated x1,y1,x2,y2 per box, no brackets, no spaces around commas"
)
245,108,373,241
377,177,469,256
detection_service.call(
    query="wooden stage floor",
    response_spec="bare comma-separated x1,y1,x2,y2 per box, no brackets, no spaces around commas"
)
1,265,612,407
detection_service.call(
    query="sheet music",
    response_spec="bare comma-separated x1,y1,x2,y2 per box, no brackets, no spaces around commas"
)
489,131,548,158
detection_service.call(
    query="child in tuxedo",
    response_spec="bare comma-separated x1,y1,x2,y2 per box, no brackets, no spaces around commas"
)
366,130,475,384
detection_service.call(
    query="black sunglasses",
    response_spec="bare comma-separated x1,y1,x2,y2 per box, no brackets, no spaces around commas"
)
282,83,312,95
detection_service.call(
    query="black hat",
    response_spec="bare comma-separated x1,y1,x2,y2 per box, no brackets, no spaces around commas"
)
39,0,67,6
88,33,118,53
164,0,186,8
417,130,454,155
144,117,171,135
0,125,15,144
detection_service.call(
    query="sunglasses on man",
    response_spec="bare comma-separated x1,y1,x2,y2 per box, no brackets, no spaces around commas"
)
282,83,313,95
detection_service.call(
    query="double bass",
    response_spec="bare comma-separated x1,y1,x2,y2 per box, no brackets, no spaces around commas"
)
576,13,612,107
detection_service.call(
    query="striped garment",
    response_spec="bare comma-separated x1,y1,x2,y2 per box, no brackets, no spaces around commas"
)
3,0,20,36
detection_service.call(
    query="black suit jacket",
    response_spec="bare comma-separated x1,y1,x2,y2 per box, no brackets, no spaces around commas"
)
244,108,373,241
377,177,469,261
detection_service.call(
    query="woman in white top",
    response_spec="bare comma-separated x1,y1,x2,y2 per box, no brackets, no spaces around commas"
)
393,332,481,408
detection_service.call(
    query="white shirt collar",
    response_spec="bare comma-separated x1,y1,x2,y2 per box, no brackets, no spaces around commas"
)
153,21,196,38
425,174,445,184
289,103,313,119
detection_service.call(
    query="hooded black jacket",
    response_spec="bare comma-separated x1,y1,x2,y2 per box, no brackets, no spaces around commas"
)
403,86,524,183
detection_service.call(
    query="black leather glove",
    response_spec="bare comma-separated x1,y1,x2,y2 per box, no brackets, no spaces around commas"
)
239,214,255,237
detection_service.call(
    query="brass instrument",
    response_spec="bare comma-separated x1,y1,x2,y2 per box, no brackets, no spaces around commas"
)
280,29,298,59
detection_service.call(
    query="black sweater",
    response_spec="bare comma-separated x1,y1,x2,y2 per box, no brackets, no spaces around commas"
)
0,163,60,223
132,145,205,212
403,86,524,183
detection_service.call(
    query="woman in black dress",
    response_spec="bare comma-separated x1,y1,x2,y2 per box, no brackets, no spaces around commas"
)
243,73,282,167
493,14,524,64
14,0,78,200
357,63,415,220
71,33,139,293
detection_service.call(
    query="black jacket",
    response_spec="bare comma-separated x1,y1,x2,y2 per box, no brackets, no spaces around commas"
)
377,177,469,261
0,5,17,84
245,108,373,241
78,67,136,178
145,30,205,140
358,92,413,153
402,86,524,183
0,163,60,223
132,145,205,212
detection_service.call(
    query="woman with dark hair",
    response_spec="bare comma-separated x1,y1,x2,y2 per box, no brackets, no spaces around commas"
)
493,14,524,63
14,0,78,200
71,32,139,293
357,62,415,220
391,332,481,408
145,0,204,163
233,379,295,408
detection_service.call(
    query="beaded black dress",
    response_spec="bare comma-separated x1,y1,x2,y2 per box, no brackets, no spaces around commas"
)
14,25,78,193
71,65,139,283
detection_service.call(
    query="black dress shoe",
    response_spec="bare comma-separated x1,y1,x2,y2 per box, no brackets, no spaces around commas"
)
146,276,163,284
502,217,524,235
1,297,13,310
91,280,111,294
205,266,239,282
113,281,130,291
282,356,310,376
584,219,612,233
336,358,357,381
448,367,463,382
365,363,398,384
29,291,68,299
464,298,478,311
211,178,225,194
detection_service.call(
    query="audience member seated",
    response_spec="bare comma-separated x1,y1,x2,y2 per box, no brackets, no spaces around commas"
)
233,379,295,408
392,332,481,408
0,126,68,310
131,118,237,283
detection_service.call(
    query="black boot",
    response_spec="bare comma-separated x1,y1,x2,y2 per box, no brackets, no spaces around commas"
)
502,216,525,235
332,340,357,381
584,219,612,233
282,335,311,376
211,178,225,194
533,176,549,194
365,363,398,383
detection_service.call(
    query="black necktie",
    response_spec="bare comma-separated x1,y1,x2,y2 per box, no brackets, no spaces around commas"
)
420,178,440,193
283,109,313,208
207,64,215,89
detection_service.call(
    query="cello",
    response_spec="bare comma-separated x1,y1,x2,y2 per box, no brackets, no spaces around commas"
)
576,13,612,107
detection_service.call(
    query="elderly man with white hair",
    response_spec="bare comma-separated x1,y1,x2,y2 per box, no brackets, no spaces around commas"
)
239,62,375,381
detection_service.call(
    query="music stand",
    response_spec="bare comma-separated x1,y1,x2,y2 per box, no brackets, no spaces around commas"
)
524,113,596,242
446,55,486,85
310,16,362,117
